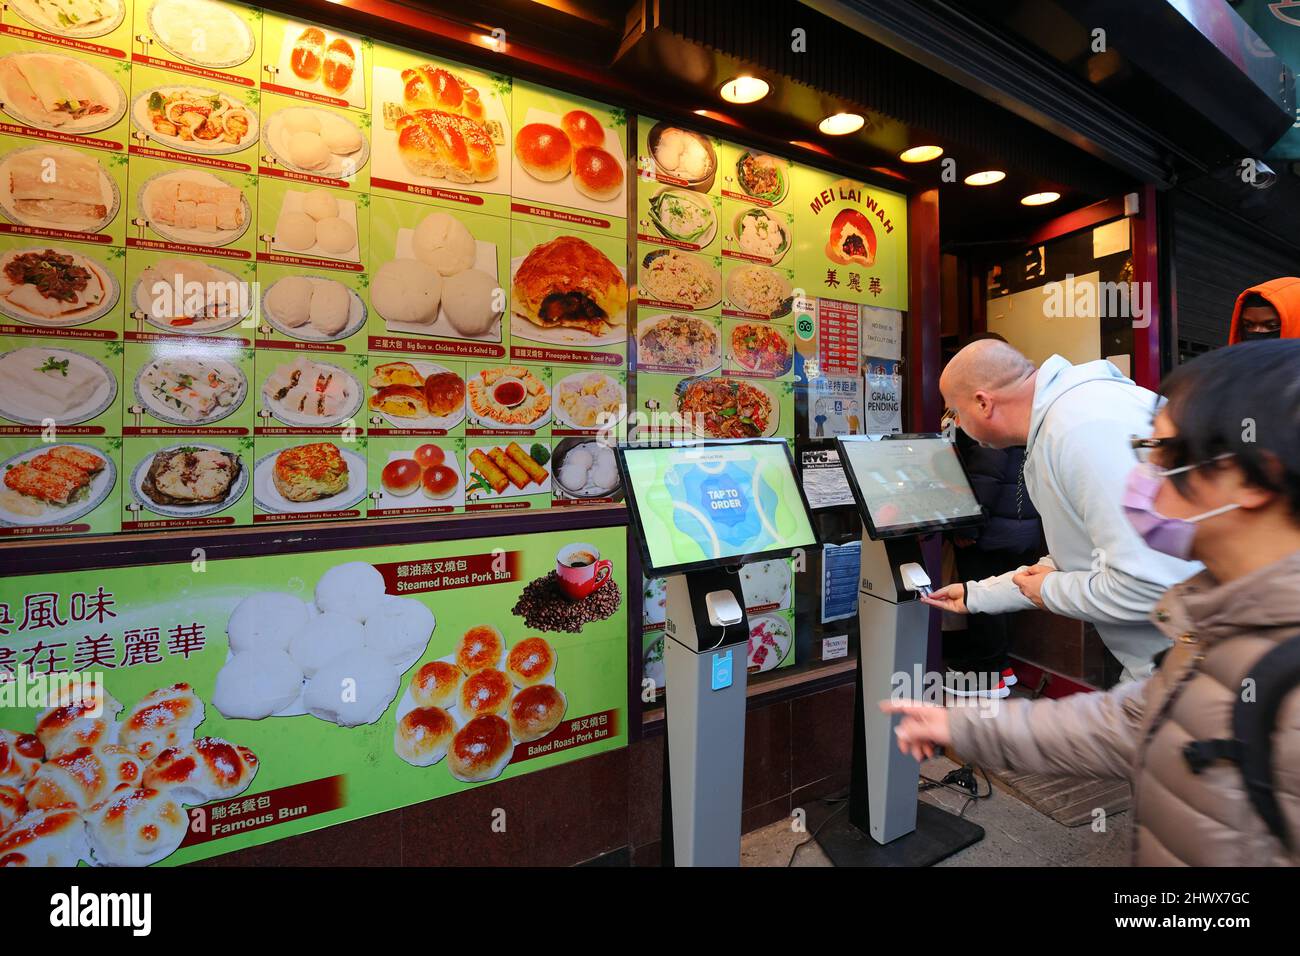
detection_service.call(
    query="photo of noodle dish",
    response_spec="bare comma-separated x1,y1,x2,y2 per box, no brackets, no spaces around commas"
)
635,313,720,373
675,376,777,439
132,85,257,154
638,248,720,310
725,264,792,318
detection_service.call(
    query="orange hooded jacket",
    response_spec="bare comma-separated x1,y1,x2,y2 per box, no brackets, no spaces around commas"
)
1228,276,1300,343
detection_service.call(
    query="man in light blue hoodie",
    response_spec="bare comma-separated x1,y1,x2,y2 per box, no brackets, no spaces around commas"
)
922,340,1201,681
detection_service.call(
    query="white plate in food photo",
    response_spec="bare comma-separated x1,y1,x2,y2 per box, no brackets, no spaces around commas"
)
509,235,628,347
731,207,792,264
466,365,550,431
0,246,120,327
262,106,369,179
0,345,117,426
269,188,360,263
634,312,721,374
0,442,115,527
133,352,247,426
551,370,626,432
551,438,620,500
646,122,716,190
0,145,119,234
131,85,258,155
137,168,251,247
747,613,793,673
259,356,362,428
367,359,466,432
261,275,366,343
375,445,463,510
511,107,625,215
8,0,126,37
725,263,793,318
271,24,365,108
674,375,779,439
130,442,247,517
733,150,790,205
645,187,716,248
0,52,126,134
739,558,792,612
638,247,721,311
465,441,551,501
253,442,367,514
146,0,256,69
132,256,252,334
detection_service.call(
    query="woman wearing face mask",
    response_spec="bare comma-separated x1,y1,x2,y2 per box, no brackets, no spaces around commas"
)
1228,278,1300,343
881,339,1300,865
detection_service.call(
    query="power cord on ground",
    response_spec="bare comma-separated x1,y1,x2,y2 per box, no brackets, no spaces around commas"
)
919,762,993,818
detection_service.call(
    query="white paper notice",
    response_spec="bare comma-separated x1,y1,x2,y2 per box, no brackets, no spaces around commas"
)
860,305,903,360
800,447,855,509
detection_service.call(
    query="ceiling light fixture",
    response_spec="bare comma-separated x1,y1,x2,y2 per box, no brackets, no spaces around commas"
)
899,145,943,163
720,76,769,104
819,112,864,135
964,170,1005,186
1020,191,1061,206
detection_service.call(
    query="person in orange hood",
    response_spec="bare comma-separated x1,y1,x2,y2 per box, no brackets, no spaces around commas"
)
1228,277,1300,343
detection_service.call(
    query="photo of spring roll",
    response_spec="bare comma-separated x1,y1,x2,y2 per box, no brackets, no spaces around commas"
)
506,442,547,484
488,447,530,490
468,448,508,494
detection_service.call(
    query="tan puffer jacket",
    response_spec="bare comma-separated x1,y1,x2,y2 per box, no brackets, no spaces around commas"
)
950,549,1300,866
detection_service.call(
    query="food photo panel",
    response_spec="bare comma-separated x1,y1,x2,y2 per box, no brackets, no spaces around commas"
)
258,92,371,193
463,437,552,512
717,141,792,209
0,435,121,537
252,434,367,523
722,317,795,380
124,247,255,344
370,46,511,217
0,134,127,246
366,436,463,517
550,436,622,506
365,194,508,359
632,310,722,376
463,360,550,439
510,81,626,235
721,258,795,322
637,116,718,193
253,350,366,437
254,260,368,353
127,61,260,172
509,219,627,367
0,236,125,340
0,333,122,435
128,154,256,259
635,243,721,314
121,433,252,531
550,367,626,440
261,12,369,112
636,181,721,254
131,0,262,91
0,37,132,150
633,369,791,442
2,0,134,58
721,198,793,267
365,353,467,437
257,177,365,273
119,339,253,436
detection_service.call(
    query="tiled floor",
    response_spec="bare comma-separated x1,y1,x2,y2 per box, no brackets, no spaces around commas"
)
741,755,1133,867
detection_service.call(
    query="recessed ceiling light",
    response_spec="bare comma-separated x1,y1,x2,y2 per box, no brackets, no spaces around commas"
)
1020,191,1061,206
819,112,864,135
899,145,943,163
964,170,1005,186
720,76,769,104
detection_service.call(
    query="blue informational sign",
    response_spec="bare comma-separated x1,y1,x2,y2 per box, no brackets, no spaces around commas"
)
821,541,862,623
711,650,734,691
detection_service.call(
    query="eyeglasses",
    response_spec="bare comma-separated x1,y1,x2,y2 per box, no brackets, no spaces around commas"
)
1130,436,1180,468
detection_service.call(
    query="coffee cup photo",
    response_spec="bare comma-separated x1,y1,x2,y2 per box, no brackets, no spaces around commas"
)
556,542,613,600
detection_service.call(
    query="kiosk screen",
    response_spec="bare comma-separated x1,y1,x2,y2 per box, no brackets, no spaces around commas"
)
619,441,818,576
837,435,984,538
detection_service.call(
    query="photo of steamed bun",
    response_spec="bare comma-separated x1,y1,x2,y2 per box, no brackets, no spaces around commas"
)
372,208,503,342
212,561,437,728
262,274,365,342
263,105,369,179
270,188,360,262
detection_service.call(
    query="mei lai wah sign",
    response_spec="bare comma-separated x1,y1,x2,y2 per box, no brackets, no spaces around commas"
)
0,527,627,866
794,171,908,311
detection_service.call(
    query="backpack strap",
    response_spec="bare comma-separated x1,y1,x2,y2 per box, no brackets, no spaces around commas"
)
1183,633,1300,852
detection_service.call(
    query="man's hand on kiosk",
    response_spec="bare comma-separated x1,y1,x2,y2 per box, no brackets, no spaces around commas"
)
921,583,968,614
878,700,952,761
1012,564,1054,609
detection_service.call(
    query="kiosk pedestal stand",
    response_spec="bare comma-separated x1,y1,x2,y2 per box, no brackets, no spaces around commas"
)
816,434,986,866
661,570,749,867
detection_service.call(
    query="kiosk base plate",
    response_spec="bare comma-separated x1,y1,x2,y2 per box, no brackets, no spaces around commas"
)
815,803,984,867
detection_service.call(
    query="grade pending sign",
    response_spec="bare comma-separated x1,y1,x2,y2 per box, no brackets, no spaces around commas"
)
0,526,628,866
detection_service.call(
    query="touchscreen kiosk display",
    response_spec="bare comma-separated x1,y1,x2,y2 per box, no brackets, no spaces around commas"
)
837,436,983,537
620,442,817,575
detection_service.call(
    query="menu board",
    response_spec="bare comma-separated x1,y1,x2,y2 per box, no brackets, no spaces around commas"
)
0,525,628,865
0,0,632,540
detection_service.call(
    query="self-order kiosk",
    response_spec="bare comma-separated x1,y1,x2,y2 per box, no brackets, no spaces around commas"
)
618,440,819,867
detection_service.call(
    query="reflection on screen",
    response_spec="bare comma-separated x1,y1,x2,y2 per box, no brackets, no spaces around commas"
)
622,443,816,573
840,438,982,532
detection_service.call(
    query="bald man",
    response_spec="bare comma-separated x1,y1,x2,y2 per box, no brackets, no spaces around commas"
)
924,343,1201,681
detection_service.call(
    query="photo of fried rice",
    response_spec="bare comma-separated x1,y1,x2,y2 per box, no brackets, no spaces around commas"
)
725,264,792,317
639,249,720,309
636,313,719,372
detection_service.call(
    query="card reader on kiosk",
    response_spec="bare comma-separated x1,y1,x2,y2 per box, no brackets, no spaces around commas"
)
617,439,819,866
817,433,987,865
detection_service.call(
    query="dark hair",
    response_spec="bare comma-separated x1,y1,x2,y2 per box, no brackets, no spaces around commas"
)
1159,340,1300,517
1240,291,1273,311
